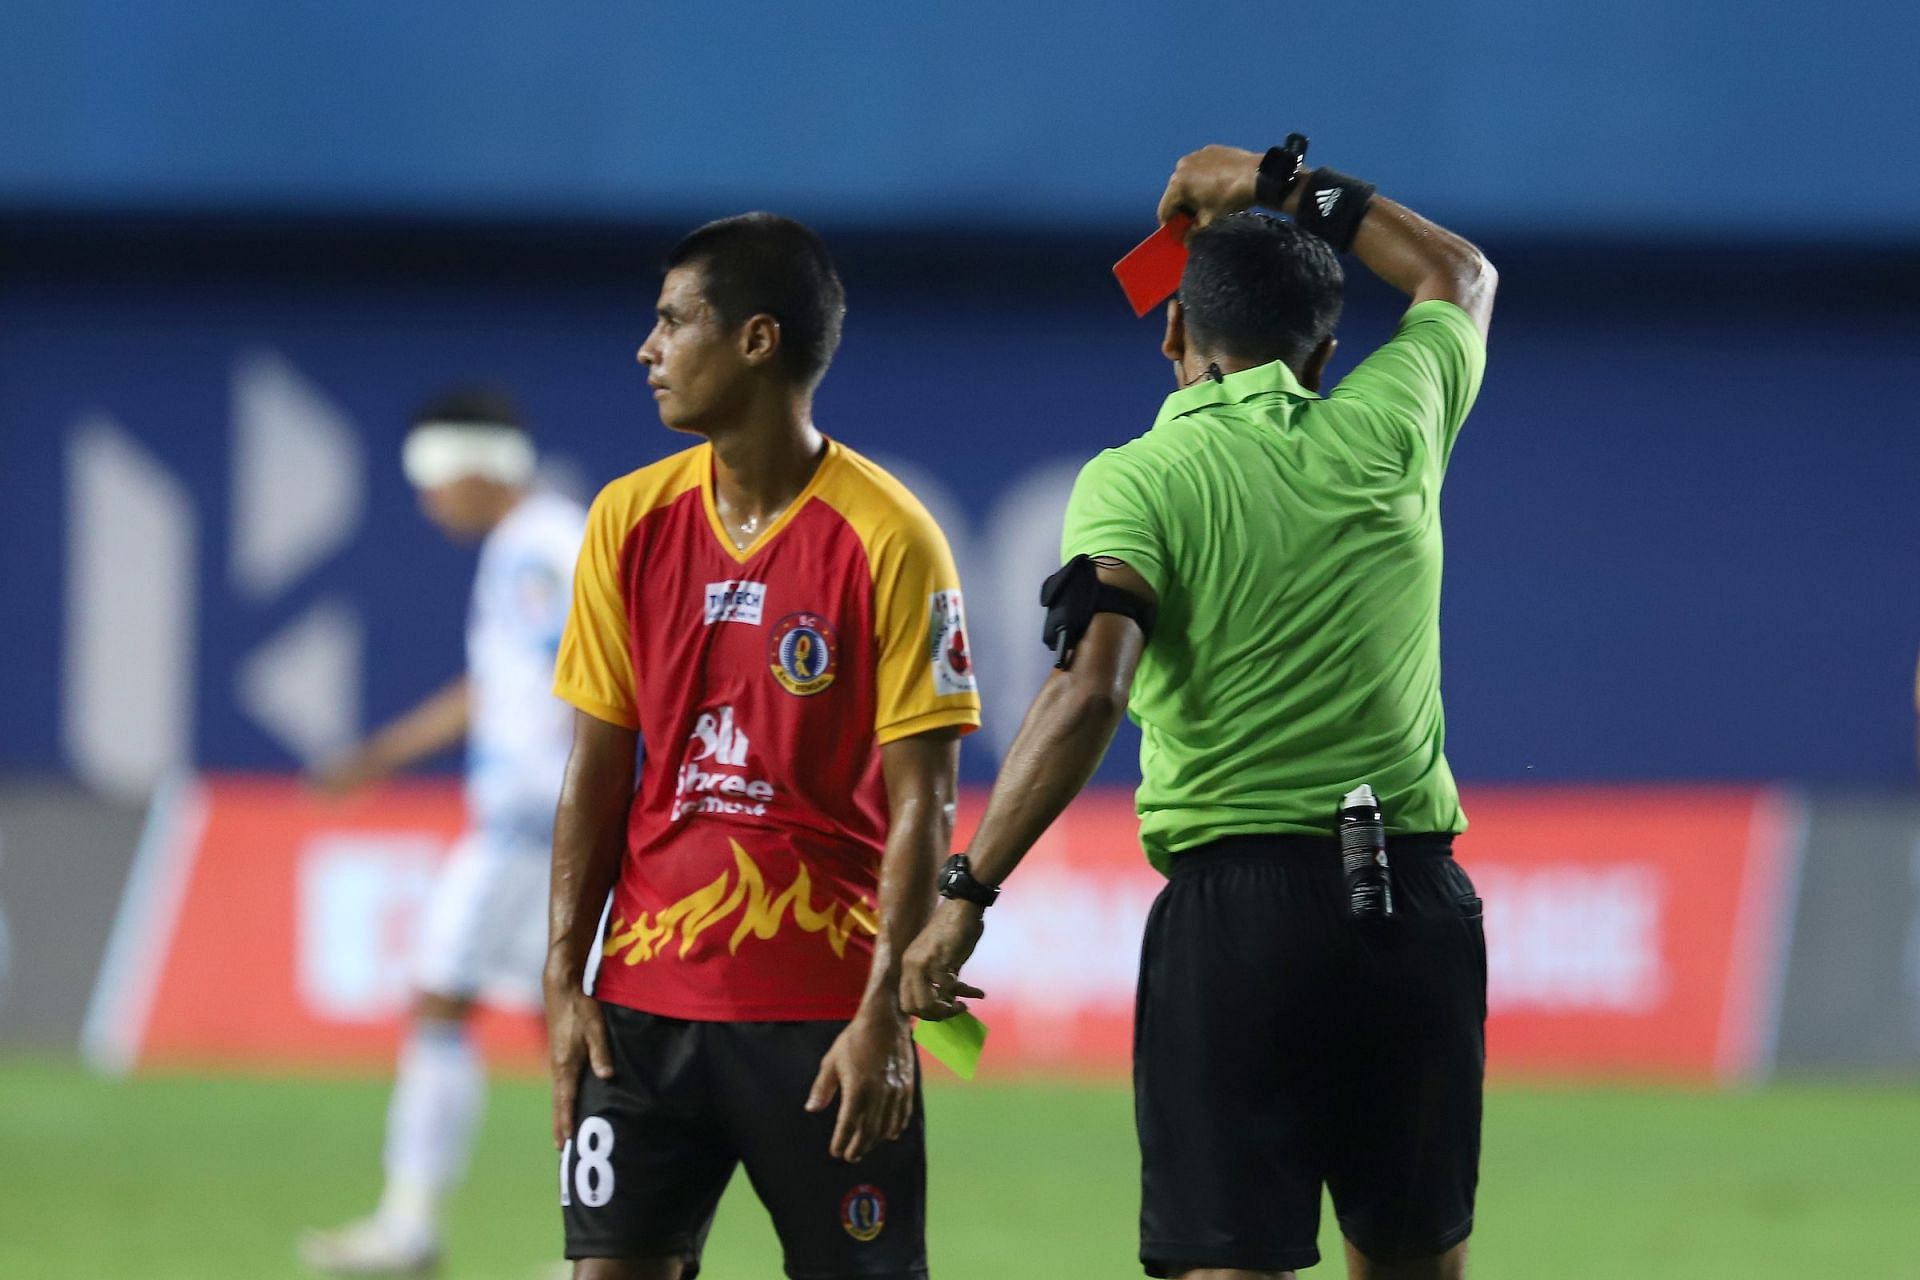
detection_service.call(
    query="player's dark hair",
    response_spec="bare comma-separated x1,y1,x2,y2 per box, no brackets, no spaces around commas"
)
665,212,847,387
1179,213,1344,367
411,386,527,433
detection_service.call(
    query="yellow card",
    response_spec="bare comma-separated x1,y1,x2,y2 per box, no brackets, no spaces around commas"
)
913,1010,989,1080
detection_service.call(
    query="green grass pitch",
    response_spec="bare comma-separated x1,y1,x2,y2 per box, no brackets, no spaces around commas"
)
2,1059,1917,1278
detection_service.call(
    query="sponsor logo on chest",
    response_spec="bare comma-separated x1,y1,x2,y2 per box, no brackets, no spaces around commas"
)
672,705,779,820
704,579,767,626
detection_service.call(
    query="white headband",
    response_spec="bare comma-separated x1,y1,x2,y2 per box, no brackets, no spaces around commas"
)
403,423,537,489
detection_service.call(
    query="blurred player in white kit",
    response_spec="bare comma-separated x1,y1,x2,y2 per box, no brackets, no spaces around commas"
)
301,388,587,1276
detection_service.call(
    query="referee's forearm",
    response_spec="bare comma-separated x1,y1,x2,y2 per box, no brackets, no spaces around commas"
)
1346,193,1497,333
967,674,1126,886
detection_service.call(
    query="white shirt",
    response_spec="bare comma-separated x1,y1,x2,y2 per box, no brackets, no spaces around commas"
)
465,489,587,846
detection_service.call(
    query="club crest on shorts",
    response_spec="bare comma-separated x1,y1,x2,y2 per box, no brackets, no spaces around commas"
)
768,612,838,696
839,1184,887,1242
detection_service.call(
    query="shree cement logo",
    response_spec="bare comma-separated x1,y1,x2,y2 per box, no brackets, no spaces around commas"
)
672,706,777,820
689,706,751,767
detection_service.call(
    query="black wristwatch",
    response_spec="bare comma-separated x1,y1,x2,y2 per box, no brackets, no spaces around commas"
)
1254,133,1311,209
938,854,1000,908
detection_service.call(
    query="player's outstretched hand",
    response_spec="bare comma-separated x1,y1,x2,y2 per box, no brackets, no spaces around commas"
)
898,898,987,1022
1157,144,1262,230
546,986,614,1151
308,747,381,798
807,1010,914,1163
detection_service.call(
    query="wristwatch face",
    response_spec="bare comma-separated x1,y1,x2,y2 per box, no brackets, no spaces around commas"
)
939,856,993,905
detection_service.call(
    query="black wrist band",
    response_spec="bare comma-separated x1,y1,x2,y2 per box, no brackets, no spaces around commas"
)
1293,168,1376,253
938,854,1000,908
1254,133,1311,210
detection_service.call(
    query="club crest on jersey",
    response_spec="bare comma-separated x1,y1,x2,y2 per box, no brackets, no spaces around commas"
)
769,612,838,696
927,589,976,697
840,1184,887,1242
704,579,767,626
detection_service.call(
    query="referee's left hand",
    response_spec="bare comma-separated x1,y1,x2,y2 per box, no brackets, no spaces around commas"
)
807,1010,915,1162
899,899,987,1022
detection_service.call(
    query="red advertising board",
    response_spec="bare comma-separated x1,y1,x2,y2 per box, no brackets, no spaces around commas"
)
86,777,1800,1083
83,776,546,1073
1463,787,1801,1081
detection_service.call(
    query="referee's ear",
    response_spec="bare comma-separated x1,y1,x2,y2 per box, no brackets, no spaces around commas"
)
1161,300,1189,373
1300,335,1337,393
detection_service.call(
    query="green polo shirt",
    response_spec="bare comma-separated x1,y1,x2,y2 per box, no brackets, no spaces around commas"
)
1062,299,1485,873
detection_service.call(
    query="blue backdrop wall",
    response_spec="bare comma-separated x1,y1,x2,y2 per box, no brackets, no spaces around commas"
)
4,227,1917,787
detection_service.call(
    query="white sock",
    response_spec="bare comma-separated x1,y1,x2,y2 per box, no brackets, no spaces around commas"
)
376,1018,484,1247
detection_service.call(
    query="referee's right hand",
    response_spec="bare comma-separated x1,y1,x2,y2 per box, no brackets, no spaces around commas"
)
545,984,614,1150
1157,144,1262,229
899,899,987,1021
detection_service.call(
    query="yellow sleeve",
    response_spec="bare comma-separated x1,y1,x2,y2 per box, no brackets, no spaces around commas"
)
553,486,639,729
870,508,982,745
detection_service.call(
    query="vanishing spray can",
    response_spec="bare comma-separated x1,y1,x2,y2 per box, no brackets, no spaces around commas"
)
1336,783,1394,920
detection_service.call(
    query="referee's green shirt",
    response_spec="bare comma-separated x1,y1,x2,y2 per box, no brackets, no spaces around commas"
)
1062,299,1486,873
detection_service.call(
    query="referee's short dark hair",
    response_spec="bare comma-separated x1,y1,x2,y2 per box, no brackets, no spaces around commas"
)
666,212,847,388
1180,213,1344,366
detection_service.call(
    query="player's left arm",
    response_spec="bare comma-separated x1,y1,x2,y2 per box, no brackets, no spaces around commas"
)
311,676,471,795
899,561,1152,1021
807,725,961,1162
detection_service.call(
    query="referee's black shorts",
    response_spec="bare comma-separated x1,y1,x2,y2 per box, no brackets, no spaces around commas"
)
1135,833,1485,1276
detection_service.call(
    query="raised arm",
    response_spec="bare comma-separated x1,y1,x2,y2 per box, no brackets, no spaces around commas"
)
1158,143,1498,337
543,709,636,1150
1345,195,1497,337
806,727,960,1162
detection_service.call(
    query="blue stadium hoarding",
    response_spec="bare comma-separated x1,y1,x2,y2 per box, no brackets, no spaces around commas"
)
3,254,1918,790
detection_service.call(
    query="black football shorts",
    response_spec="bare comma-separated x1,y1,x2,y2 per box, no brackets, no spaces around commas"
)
1135,834,1485,1276
560,1005,927,1279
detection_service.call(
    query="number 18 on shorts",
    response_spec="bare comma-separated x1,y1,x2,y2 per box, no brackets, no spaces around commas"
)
560,1116,618,1210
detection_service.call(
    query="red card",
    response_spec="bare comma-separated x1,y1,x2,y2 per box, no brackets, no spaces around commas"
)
1112,213,1192,317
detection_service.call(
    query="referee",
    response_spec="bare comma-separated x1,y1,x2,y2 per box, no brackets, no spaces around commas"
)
900,140,1497,1280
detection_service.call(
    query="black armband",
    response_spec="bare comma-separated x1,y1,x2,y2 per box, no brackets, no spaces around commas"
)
1294,168,1376,253
1040,555,1157,670
1254,133,1311,210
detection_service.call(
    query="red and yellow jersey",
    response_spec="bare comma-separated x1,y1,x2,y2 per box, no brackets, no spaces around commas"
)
554,439,980,1020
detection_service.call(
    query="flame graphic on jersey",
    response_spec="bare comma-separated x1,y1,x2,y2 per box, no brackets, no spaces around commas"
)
602,840,877,966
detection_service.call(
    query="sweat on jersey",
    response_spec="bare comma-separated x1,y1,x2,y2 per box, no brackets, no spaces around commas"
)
553,439,980,1021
